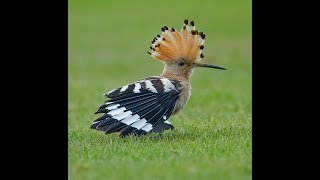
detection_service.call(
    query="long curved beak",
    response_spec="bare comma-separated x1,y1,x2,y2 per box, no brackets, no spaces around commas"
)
193,63,226,70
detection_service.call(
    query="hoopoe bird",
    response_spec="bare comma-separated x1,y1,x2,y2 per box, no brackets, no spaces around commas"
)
90,19,226,138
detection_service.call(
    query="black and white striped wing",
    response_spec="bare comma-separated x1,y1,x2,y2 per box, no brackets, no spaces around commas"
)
90,77,180,137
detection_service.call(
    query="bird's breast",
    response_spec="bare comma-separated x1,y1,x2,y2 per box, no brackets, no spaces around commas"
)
172,81,191,115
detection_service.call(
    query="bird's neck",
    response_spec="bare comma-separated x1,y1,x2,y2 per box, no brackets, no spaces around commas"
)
160,66,192,115
160,71,189,82
160,66,193,82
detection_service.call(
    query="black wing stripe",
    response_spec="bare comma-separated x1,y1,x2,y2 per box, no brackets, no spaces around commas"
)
129,93,169,115
135,93,171,118
135,100,175,136
94,106,115,114
90,117,115,130
115,95,157,109
95,94,157,114
119,126,136,137
152,93,179,126
129,95,173,136
135,129,147,136
96,118,117,127
116,93,172,137
90,121,101,129
151,79,165,93
120,84,135,95
121,97,158,113
98,102,113,110
142,94,171,120
148,100,175,125
105,121,127,134
97,124,114,131
107,92,155,104
140,105,166,124
147,93,178,125
96,118,118,130
136,93,178,135
133,101,162,120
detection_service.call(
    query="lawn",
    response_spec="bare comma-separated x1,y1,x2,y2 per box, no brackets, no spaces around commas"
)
68,0,252,179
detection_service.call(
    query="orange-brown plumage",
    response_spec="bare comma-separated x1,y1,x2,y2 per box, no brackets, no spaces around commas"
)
149,20,205,65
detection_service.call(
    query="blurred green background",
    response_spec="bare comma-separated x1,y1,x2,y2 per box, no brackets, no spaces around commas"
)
69,0,251,179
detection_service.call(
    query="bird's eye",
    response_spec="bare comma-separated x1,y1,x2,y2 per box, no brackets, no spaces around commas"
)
178,62,185,66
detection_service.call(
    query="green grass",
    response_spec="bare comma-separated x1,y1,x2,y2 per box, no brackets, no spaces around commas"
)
68,0,252,179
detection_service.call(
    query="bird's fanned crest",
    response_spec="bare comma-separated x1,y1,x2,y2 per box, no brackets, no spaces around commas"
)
148,19,206,63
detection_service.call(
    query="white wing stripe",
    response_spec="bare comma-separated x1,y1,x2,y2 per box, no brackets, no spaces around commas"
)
107,107,126,116
121,114,140,125
105,104,120,110
145,80,158,93
131,119,147,129
133,83,141,93
120,85,129,92
160,78,177,92
113,111,132,120
141,123,153,132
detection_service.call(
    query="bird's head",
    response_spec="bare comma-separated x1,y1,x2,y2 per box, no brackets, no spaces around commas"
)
148,19,226,81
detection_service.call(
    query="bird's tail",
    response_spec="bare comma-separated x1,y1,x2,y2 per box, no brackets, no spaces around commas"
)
148,19,206,63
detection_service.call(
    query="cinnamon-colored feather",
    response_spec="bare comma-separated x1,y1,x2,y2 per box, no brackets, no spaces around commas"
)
149,19,205,63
